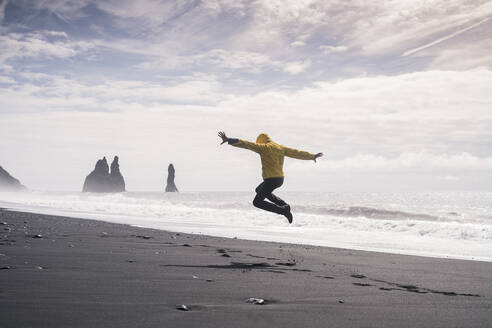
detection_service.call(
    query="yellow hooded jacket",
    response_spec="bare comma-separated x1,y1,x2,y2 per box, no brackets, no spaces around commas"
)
229,133,316,179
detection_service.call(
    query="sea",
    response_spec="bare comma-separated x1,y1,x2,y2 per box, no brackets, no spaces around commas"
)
0,190,490,262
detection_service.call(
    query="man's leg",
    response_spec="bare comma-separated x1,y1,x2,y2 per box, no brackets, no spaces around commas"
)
253,178,285,215
267,192,287,207
262,180,290,214
268,191,292,223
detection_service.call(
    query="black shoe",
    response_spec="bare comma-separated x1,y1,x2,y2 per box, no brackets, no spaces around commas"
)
283,205,293,224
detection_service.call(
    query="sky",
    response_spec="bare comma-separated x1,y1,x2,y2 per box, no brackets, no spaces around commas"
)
1,0,492,192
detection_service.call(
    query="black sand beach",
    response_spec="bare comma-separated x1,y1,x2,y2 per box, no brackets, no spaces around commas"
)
1,208,491,328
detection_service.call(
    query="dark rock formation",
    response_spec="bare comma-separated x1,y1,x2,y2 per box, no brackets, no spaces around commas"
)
165,163,178,192
0,166,26,191
83,157,110,192
109,156,125,192
83,156,126,193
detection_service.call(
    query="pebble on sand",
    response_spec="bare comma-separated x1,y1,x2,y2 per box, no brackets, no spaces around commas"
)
350,274,366,279
246,298,265,305
176,304,190,311
136,235,152,240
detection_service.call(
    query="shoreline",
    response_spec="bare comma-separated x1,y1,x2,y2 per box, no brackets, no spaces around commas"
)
1,208,491,327
0,200,489,263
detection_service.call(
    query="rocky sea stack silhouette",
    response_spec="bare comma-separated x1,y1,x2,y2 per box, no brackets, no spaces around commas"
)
83,156,126,193
165,163,178,192
0,165,26,191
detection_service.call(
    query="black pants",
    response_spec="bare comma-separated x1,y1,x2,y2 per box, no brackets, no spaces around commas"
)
253,177,288,215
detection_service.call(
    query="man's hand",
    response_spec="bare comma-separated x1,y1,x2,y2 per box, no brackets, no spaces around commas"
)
218,131,229,145
313,152,323,162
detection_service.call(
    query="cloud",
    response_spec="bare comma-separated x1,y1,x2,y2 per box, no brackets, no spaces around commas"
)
1,68,492,190
137,48,311,75
0,0,7,23
29,0,88,14
283,60,311,74
2,66,491,162
0,75,14,83
320,45,348,54
428,33,492,70
4,67,490,128
0,30,93,65
0,72,224,113
310,152,492,172
438,175,460,181
352,1,492,56
220,68,492,120
290,40,305,47
9,0,492,78
199,49,277,73
402,17,491,57
213,68,492,165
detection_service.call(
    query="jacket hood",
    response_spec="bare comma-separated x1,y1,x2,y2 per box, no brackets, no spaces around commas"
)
256,133,272,144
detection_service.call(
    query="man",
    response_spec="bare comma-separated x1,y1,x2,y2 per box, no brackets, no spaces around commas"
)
218,131,323,224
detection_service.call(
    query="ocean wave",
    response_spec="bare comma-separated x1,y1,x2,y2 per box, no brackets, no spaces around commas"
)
295,213,492,242
1,190,491,261
104,193,454,223
292,205,444,222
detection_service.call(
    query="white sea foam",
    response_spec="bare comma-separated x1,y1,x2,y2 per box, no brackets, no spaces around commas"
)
0,190,491,261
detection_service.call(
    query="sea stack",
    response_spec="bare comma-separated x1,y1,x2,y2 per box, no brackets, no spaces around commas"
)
165,163,178,192
83,156,126,193
0,165,26,191
109,156,126,192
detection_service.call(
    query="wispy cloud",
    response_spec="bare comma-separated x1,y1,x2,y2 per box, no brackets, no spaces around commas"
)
430,38,492,70
4,0,492,79
136,48,312,76
0,72,223,113
0,30,93,65
320,45,348,55
0,0,8,23
403,17,491,57
282,60,311,74
313,152,492,172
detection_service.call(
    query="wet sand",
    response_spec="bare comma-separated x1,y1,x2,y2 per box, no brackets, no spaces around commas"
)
1,208,491,328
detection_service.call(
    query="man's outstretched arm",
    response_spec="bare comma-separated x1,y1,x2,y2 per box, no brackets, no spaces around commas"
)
283,145,323,162
218,131,236,144
218,131,264,153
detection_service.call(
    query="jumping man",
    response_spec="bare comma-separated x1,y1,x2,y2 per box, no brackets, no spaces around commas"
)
218,131,323,224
